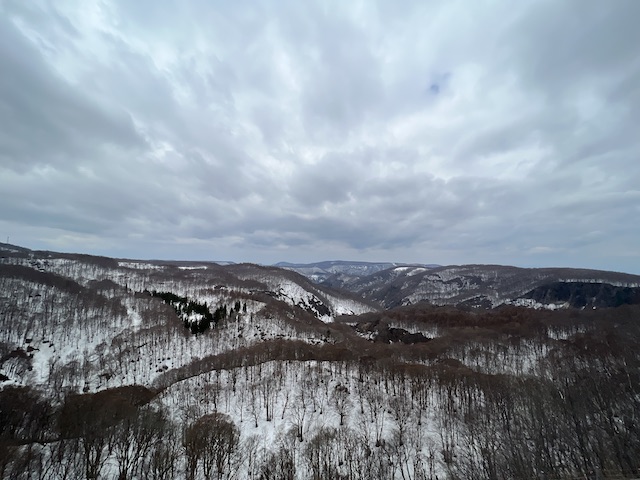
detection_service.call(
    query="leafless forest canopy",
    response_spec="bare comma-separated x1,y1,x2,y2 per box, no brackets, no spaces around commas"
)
1,245,640,479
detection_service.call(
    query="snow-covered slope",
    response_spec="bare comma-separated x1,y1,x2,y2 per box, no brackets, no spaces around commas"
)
0,245,376,392
227,264,377,321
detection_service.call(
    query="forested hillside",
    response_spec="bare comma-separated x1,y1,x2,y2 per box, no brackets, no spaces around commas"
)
325,263,640,309
1,244,639,479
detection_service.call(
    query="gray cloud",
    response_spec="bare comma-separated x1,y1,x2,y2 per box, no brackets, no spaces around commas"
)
1,0,639,273
0,16,143,172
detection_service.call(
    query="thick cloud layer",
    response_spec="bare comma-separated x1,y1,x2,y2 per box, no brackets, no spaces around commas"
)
1,0,639,273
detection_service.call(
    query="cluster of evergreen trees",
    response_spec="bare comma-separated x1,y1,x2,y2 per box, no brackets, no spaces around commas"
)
149,291,228,335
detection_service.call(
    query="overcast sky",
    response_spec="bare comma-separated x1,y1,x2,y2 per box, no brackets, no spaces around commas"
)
1,1,639,273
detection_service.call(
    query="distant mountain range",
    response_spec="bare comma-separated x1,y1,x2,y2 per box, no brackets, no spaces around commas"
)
275,260,640,310
3,243,640,311
274,260,440,284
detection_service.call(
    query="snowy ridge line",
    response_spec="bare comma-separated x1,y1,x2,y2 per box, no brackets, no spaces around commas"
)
239,270,376,322
151,339,360,390
2,251,376,323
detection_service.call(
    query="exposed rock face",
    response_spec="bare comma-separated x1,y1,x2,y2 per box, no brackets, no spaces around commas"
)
520,281,640,308
354,319,430,344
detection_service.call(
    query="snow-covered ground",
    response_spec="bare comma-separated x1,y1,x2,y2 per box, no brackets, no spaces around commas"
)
154,359,448,479
3,249,637,480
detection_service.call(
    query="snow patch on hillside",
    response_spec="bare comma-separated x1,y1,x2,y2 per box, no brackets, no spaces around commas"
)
504,298,569,310
406,267,428,276
117,261,164,270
